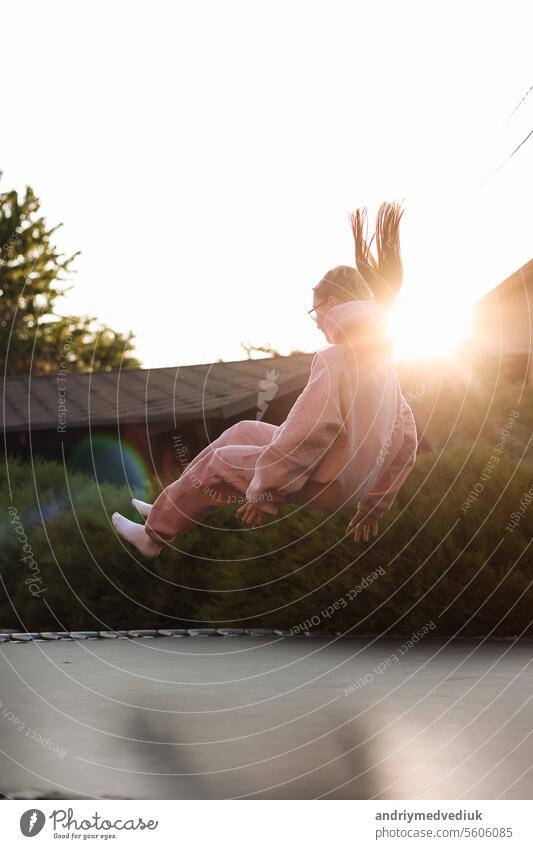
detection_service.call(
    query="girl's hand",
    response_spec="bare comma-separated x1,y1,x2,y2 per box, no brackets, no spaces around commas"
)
235,502,270,528
345,507,380,543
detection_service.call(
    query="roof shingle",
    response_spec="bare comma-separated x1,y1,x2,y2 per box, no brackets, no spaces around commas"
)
2,354,316,432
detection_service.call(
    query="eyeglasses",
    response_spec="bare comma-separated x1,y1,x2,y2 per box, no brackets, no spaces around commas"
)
308,299,328,322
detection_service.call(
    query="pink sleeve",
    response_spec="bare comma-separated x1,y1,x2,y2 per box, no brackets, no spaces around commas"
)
357,396,418,519
245,350,345,514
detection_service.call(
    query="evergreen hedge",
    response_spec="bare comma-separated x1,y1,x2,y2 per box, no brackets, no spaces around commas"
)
1,440,532,637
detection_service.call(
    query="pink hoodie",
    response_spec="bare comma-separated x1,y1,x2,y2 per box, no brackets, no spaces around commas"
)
245,299,418,517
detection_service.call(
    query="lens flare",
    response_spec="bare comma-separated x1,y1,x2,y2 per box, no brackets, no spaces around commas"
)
70,434,151,490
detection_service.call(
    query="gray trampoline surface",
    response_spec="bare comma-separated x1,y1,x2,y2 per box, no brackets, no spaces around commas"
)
1,635,532,800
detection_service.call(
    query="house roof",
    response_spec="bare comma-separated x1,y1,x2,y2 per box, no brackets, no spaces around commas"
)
2,353,316,433
474,257,533,306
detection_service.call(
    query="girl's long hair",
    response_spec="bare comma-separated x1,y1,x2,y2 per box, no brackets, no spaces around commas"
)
314,201,405,305
350,200,404,303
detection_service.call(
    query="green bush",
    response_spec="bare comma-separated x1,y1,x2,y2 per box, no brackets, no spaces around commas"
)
1,440,532,636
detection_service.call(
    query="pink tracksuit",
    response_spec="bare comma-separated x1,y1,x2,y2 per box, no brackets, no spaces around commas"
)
144,299,418,544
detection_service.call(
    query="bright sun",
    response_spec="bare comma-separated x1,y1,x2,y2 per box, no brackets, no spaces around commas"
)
386,298,474,361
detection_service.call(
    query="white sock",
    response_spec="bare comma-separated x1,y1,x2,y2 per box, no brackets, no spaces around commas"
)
112,512,162,559
132,497,153,518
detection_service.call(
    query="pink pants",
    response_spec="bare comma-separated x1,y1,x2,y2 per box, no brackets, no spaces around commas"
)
144,420,279,545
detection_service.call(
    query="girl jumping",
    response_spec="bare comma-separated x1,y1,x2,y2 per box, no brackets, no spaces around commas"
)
112,201,418,558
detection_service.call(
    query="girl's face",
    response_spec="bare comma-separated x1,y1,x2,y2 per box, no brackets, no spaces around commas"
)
310,293,340,336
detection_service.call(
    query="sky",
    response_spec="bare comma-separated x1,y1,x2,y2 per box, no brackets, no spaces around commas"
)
2,0,532,366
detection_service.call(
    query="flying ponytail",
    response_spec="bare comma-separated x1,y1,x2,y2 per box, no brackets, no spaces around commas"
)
314,201,405,306
349,201,405,304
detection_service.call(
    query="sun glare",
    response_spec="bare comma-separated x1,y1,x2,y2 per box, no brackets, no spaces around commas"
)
386,299,474,360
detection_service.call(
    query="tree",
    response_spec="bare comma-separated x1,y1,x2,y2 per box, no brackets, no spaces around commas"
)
0,172,141,375
240,341,282,359
239,341,312,360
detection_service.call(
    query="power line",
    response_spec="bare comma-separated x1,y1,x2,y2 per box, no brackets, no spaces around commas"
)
478,80,533,187
482,125,533,185
502,83,533,129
